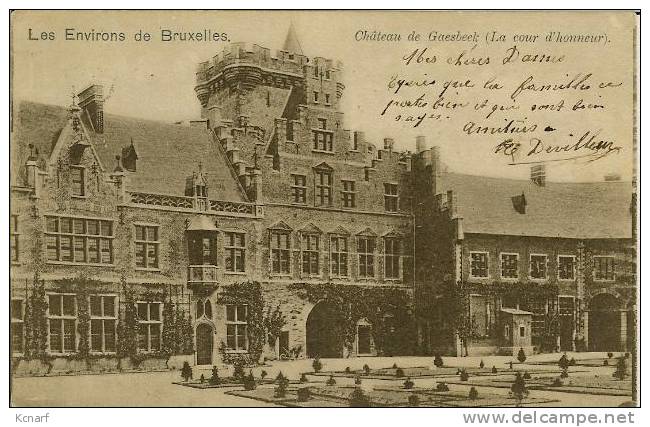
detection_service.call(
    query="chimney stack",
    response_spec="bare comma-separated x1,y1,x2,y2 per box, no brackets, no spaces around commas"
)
415,135,427,154
78,85,104,133
531,164,546,187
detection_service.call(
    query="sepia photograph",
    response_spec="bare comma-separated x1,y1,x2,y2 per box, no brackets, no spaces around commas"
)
8,9,639,412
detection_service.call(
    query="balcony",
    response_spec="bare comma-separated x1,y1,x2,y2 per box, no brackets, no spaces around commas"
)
127,191,263,218
188,265,219,285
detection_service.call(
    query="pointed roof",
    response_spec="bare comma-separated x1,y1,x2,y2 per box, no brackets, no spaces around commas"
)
283,22,303,55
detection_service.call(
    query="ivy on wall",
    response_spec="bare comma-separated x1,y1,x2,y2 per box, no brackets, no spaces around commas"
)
23,272,48,361
288,282,415,356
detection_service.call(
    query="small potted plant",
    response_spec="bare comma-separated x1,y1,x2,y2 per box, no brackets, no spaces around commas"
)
312,357,323,373
181,361,193,382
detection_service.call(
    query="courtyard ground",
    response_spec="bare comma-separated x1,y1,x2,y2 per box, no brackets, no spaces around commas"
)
11,352,633,407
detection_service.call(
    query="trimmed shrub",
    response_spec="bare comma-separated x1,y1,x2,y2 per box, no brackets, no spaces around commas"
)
560,369,569,379
460,370,469,381
312,357,323,373
274,373,289,398
551,378,563,387
603,359,609,366
569,358,577,366
395,368,405,378
297,387,311,402
209,366,220,385
275,371,287,384
479,359,485,369
260,370,268,380
613,357,628,380
392,362,399,369
403,377,415,389
607,352,614,359
523,371,531,380
243,370,257,390
517,348,527,363
511,372,529,403
181,361,193,382
354,375,362,385
363,364,371,375
408,394,420,407
233,360,246,382
349,387,371,407
491,366,498,374
434,354,444,368
326,375,337,385
558,353,570,370
469,387,479,400
436,382,449,392
300,373,309,383
200,374,205,383
345,366,351,374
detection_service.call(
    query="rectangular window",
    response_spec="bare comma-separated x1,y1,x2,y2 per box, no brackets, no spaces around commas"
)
135,225,159,269
330,236,349,277
358,237,376,278
137,302,162,352
10,214,19,262
270,231,291,274
353,133,359,151
470,252,489,278
317,118,327,129
500,253,518,279
558,256,576,280
558,296,575,315
313,91,319,103
70,166,85,197
315,171,333,207
45,216,113,264
291,174,307,204
325,93,331,105
530,254,548,280
594,256,616,281
341,180,356,208
48,294,77,353
312,130,334,152
90,295,117,353
226,305,248,351
11,299,24,354
385,238,401,279
384,183,399,212
301,234,320,275
225,232,246,272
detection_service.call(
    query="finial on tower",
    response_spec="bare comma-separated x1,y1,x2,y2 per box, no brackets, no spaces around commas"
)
283,22,303,55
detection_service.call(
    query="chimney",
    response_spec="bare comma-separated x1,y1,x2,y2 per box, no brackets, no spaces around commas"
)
531,164,546,187
383,137,394,151
415,135,427,154
78,85,104,133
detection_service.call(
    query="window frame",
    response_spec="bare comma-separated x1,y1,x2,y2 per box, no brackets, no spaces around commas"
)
224,231,246,273
469,251,489,279
10,214,19,263
314,170,333,207
593,255,616,282
341,179,356,208
134,223,160,270
137,301,162,353
270,230,291,275
89,294,118,354
557,255,576,281
357,236,376,279
384,183,399,212
11,298,24,355
529,253,548,280
500,252,519,280
225,305,248,352
312,129,334,152
291,174,307,204
47,293,77,354
384,237,402,280
70,165,86,198
300,233,321,277
45,215,114,266
329,235,349,278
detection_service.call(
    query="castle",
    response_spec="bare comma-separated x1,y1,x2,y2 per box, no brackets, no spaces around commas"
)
10,26,635,374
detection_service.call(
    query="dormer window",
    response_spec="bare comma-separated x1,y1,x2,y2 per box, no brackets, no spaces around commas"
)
121,140,138,172
70,166,85,197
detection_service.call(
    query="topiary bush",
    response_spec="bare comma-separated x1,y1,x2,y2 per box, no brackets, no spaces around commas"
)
560,369,569,379
395,367,405,378
558,353,569,370
355,375,362,385
491,366,498,374
243,370,257,390
392,362,399,369
403,377,414,389
603,359,609,366
349,387,371,407
297,387,311,402
363,364,371,375
200,374,205,383
275,371,287,384
312,357,322,373
345,366,351,374
408,394,420,407
517,348,527,363
434,354,444,368
274,373,289,398
469,386,479,400
232,360,246,382
326,375,337,386
460,369,469,381
523,371,531,380
181,361,193,382
511,372,529,405
551,378,563,387
613,357,628,380
260,370,268,380
209,366,220,385
479,359,485,369
300,373,309,383
436,382,449,392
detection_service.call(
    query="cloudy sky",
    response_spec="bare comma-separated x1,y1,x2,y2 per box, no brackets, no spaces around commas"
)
12,10,636,182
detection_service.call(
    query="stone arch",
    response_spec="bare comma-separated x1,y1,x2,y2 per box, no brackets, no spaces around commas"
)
195,321,215,365
305,299,345,358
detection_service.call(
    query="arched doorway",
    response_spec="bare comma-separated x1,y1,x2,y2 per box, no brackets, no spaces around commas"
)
588,293,621,351
306,300,344,358
196,323,214,365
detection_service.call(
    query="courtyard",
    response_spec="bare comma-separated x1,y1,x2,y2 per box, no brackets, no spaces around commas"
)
11,353,633,407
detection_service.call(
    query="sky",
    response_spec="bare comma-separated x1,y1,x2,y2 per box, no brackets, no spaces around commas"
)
11,10,636,183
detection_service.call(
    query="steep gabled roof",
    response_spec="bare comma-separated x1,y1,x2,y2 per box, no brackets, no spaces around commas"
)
12,101,247,202
283,22,303,55
436,172,633,239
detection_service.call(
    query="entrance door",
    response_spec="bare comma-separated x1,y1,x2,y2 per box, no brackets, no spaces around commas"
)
306,301,343,358
196,323,213,365
357,325,371,354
